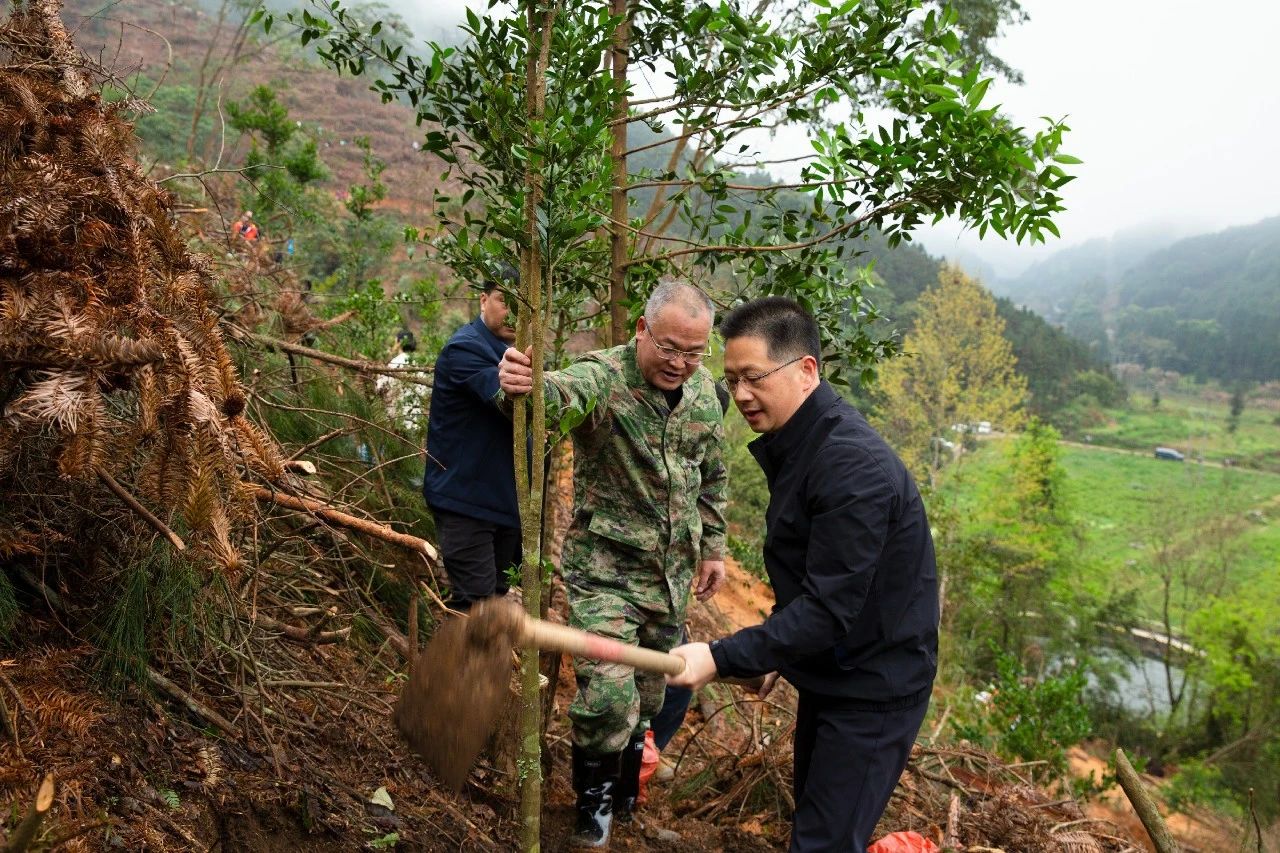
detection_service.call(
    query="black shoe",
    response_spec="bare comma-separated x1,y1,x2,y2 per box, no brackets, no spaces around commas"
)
570,745,619,848
613,732,646,823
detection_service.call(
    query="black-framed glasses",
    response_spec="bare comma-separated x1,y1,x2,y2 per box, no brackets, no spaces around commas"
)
646,331,711,364
722,356,803,391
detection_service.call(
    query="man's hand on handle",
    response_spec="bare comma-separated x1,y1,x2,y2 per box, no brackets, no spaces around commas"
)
667,642,780,698
666,642,717,690
694,559,725,602
498,346,535,395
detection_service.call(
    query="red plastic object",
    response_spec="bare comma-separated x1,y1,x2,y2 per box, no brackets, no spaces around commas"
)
867,830,940,853
637,729,659,805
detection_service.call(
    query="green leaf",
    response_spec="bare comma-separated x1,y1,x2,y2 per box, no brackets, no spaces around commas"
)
925,100,963,115
966,77,991,107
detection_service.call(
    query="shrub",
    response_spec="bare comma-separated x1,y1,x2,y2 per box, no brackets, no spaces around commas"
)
952,649,1092,775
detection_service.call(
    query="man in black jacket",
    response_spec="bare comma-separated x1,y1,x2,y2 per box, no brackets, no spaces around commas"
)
668,297,939,853
422,272,520,611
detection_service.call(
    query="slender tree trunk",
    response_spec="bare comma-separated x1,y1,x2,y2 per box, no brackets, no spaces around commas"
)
186,0,231,161
515,4,556,849
607,0,631,345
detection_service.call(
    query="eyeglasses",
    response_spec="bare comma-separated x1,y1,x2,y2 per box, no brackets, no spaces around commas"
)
721,356,803,391
646,331,711,365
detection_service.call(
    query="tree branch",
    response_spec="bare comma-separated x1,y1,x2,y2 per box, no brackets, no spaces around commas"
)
250,611,351,646
623,82,826,158
1114,748,1179,853
147,669,238,738
250,486,438,563
623,197,909,268
95,466,186,552
4,773,54,853
227,328,434,386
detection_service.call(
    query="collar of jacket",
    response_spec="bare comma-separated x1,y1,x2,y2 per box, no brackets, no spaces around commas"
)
471,316,509,358
748,380,840,477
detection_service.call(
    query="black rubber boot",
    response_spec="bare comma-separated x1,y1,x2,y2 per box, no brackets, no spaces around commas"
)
613,732,646,823
570,745,618,848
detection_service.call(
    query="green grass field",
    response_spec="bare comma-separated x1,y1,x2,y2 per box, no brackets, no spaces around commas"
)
942,437,1280,620
1080,387,1280,473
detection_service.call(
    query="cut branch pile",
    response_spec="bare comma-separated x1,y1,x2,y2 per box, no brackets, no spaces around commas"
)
0,0,284,578
672,702,1145,853
891,746,1143,851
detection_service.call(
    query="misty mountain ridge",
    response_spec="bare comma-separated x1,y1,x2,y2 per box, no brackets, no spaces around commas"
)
987,220,1203,314
978,216,1280,382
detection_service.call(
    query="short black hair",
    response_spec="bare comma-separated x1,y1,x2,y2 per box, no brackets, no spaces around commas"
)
483,261,519,294
719,297,821,365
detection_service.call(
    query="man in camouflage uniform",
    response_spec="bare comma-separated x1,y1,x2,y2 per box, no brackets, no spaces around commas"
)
499,279,727,847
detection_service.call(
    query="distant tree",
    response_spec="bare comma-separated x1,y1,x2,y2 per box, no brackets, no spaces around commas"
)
226,84,328,226
1228,384,1247,434
938,419,1079,674
995,296,1125,422
872,265,1028,482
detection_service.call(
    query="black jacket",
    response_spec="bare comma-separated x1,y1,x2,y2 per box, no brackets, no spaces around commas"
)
422,317,519,527
710,382,939,704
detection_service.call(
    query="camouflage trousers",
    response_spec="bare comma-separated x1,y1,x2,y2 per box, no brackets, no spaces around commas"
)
565,579,684,755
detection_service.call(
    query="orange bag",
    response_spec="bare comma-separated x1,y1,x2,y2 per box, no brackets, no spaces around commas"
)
867,830,940,853
637,729,659,805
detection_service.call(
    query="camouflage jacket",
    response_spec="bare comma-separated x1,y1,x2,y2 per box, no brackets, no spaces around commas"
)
546,341,728,610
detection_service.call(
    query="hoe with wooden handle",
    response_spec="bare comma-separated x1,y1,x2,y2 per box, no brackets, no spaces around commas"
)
393,597,691,790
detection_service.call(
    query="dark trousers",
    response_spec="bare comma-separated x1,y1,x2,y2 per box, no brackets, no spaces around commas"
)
431,508,520,610
651,684,692,750
790,691,930,853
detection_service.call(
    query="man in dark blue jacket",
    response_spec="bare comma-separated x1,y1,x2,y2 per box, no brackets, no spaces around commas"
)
668,297,939,853
423,275,520,611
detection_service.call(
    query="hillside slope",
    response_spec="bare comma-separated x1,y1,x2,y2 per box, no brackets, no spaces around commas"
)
993,217,1280,382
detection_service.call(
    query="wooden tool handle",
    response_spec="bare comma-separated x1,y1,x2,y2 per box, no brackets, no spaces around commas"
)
523,619,686,676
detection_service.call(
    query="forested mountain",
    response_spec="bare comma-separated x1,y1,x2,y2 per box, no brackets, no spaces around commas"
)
1110,217,1280,380
993,218,1280,382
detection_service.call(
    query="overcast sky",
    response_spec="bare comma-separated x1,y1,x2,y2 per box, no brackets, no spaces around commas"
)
393,0,1280,277
919,0,1280,276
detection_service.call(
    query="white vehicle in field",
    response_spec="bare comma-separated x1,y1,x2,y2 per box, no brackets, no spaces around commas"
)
976,421,992,434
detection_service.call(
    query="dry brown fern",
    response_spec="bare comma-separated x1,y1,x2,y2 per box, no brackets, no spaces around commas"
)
25,683,103,740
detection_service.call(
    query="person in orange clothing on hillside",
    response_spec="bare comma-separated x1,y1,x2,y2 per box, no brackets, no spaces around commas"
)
231,210,259,243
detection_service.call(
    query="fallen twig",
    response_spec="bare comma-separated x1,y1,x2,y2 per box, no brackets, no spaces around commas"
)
946,792,961,849
251,486,438,563
146,668,237,737
43,818,113,850
287,426,355,461
251,611,351,645
10,565,65,613
231,328,435,386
